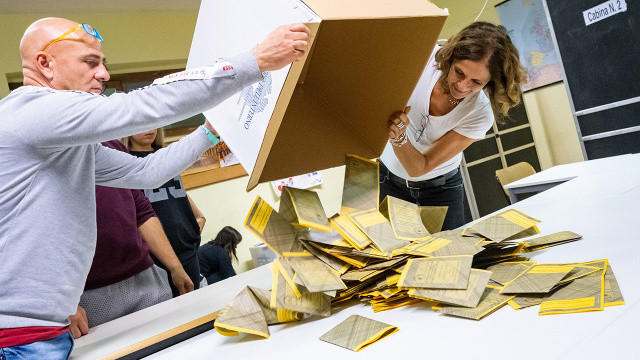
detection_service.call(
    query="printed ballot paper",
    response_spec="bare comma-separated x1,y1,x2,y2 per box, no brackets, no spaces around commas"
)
187,0,448,190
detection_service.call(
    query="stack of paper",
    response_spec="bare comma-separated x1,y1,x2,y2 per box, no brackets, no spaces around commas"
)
513,231,583,252
215,154,624,342
502,259,625,315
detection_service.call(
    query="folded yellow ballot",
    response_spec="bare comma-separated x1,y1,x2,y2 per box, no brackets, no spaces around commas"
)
380,196,430,241
408,269,492,308
501,263,575,294
398,255,473,290
419,205,448,234
280,186,331,232
349,209,409,252
319,314,398,351
214,286,303,339
341,155,380,212
468,209,540,242
244,196,298,256
438,287,514,320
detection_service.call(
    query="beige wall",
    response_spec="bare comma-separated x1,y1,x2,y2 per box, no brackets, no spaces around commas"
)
0,11,197,97
0,0,585,274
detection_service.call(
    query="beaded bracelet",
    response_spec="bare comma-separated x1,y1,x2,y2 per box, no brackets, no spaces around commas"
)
389,132,408,147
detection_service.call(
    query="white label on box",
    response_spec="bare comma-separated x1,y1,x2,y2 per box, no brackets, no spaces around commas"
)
152,63,235,85
583,0,627,26
271,171,323,196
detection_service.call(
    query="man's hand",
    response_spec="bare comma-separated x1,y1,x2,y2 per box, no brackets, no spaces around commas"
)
253,23,311,73
68,305,89,339
139,217,194,294
170,266,194,295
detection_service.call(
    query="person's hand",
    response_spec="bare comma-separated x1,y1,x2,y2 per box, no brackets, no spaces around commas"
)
170,266,194,295
203,119,219,137
388,106,411,140
68,305,89,339
253,23,311,73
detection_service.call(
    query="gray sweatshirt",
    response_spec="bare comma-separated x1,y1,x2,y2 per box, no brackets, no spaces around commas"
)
0,50,262,329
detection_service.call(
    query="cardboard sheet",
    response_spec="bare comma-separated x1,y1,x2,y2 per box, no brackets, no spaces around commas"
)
187,0,448,190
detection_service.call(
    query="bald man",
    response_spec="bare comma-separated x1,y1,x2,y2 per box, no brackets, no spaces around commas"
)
0,17,309,357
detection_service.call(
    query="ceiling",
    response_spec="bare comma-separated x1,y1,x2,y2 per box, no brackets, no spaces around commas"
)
0,0,202,14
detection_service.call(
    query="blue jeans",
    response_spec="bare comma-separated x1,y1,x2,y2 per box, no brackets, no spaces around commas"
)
0,331,73,360
379,163,466,231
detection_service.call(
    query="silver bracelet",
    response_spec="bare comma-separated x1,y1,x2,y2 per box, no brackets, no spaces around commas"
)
389,132,408,147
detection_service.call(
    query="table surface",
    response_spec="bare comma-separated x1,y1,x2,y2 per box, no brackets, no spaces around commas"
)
503,153,640,190
71,167,640,360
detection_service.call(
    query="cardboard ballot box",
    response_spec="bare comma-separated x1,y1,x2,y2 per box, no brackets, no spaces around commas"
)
187,0,448,191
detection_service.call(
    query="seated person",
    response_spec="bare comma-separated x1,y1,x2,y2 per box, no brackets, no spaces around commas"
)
198,227,242,285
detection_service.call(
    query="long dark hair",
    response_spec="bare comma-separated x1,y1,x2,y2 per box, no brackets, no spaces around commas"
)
209,226,242,261
435,21,528,123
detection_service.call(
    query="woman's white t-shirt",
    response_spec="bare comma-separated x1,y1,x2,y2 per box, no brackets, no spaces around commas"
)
379,46,494,181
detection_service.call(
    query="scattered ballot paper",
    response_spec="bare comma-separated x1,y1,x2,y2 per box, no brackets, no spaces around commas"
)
468,209,541,242
398,255,473,290
209,153,630,345
214,286,303,339
319,315,398,352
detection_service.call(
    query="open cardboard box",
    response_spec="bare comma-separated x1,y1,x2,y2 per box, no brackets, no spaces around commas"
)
187,0,448,191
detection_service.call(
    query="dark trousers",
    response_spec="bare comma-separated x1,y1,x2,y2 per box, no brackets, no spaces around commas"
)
151,252,201,297
379,163,466,231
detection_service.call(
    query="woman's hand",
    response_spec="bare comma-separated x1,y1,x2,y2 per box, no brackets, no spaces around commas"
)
388,106,411,140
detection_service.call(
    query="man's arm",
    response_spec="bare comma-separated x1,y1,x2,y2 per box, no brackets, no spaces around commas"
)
131,187,193,295
138,217,194,295
187,194,206,233
13,24,310,149
14,51,261,148
93,129,211,189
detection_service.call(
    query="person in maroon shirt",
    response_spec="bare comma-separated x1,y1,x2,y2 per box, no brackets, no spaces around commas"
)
67,140,194,335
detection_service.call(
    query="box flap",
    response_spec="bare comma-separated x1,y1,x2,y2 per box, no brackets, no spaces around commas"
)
301,0,448,20
187,0,447,192
249,14,447,189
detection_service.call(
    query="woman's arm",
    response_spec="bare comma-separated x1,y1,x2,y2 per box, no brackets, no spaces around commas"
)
388,109,474,177
393,130,474,177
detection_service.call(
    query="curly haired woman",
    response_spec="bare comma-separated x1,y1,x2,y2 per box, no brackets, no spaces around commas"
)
379,22,528,230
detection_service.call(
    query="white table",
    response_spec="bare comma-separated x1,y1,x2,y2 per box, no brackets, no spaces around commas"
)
503,153,640,203
72,167,640,360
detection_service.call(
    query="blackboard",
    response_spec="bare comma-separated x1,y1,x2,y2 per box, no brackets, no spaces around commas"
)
545,0,640,111
577,101,640,136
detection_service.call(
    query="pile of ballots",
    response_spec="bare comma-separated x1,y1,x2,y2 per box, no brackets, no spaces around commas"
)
213,155,624,340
